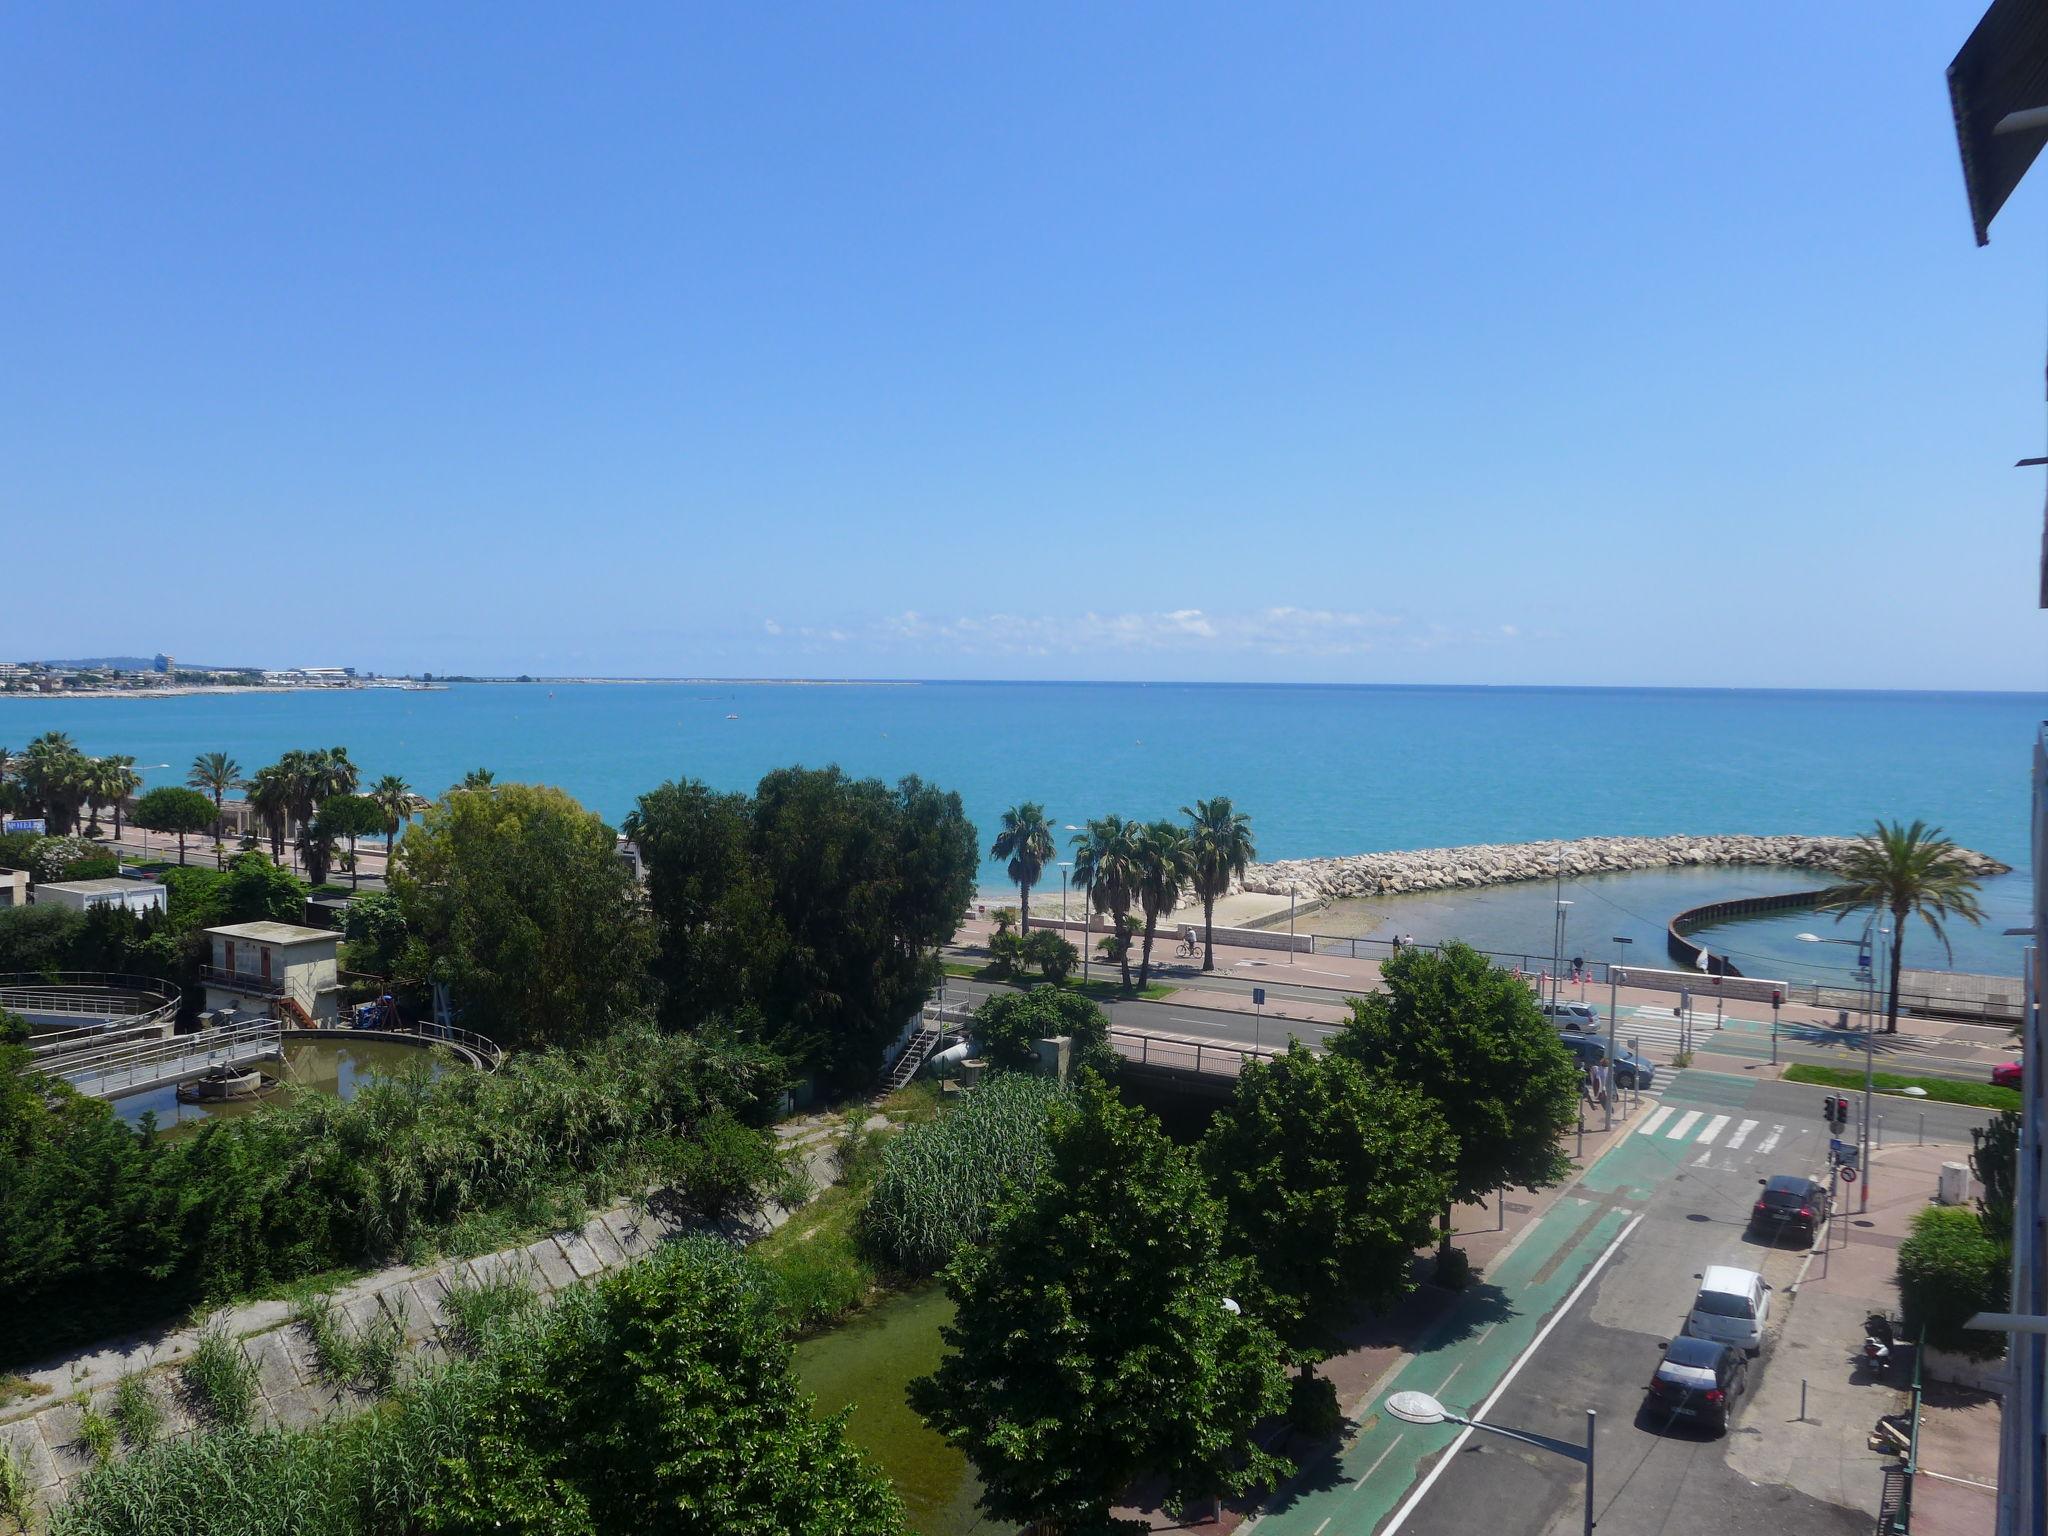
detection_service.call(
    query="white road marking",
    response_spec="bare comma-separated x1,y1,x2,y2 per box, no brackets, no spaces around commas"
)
1356,1433,1405,1491
1636,1106,1675,1137
1666,1110,1703,1140
1692,1147,1715,1167
1696,1114,1730,1145
1755,1125,1783,1156
1725,1118,1758,1150
1377,1212,1646,1536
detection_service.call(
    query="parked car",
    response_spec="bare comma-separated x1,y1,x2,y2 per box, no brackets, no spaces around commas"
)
1750,1174,1831,1244
1992,1060,2023,1089
1645,1335,1748,1432
1685,1264,1772,1355
1561,1033,1657,1090
1539,1000,1602,1032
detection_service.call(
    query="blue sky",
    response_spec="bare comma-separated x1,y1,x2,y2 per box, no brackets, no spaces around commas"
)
2,4,2041,688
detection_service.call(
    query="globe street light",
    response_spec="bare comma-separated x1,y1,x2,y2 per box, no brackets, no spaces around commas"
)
1384,1390,1596,1536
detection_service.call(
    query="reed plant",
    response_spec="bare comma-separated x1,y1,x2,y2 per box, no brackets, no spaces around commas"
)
109,1371,162,1450
179,1323,257,1430
74,1407,117,1468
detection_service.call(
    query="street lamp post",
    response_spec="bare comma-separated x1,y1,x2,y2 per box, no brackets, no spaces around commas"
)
1608,935,1632,1121
1798,922,1888,1213
1058,861,1072,979
1385,1391,1596,1536
1552,899,1574,1009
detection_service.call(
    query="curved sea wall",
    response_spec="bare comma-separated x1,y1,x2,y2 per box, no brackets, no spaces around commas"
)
1240,834,2011,904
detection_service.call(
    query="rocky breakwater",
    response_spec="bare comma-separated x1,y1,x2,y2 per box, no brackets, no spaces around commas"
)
1240,834,2011,904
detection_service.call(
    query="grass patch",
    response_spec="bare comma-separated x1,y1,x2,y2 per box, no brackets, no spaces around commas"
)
875,1081,944,1126
939,961,1170,1001
179,1323,258,1429
440,1272,539,1356
75,1407,117,1467
1783,1063,2020,1111
289,1292,408,1395
747,1122,893,1334
110,1372,162,1450
0,1374,51,1409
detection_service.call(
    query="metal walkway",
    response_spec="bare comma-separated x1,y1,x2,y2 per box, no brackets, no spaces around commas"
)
21,1020,283,1101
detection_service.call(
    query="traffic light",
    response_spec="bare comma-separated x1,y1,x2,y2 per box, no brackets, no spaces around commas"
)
1771,989,1783,1009
1822,1096,1849,1133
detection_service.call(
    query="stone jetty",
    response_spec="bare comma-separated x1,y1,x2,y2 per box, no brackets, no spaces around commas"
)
1240,834,2010,904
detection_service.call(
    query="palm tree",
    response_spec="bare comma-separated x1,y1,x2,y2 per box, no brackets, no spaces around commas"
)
1132,820,1194,989
187,752,243,869
18,732,89,834
245,764,294,863
1182,797,1256,973
991,802,1055,934
371,774,426,873
101,756,140,841
459,767,496,792
1072,814,1143,989
1817,819,1986,1034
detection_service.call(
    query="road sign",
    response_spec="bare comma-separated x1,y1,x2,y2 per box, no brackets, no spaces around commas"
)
1830,1139,1860,1168
1252,987,1265,1007
1840,1166,1858,1184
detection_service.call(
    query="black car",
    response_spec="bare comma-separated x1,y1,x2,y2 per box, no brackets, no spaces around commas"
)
1645,1336,1747,1432
1750,1174,1831,1243
1561,1034,1657,1090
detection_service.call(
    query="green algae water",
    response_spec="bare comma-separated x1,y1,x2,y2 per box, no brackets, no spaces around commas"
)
792,1285,1002,1536
114,1035,447,1130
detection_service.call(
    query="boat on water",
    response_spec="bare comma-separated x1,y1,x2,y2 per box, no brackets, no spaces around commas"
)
725,713,740,720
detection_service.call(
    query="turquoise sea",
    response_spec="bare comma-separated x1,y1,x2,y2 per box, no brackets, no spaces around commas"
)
5,682,2039,977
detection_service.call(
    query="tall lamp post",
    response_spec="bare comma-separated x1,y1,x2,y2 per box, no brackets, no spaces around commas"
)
1385,1391,1596,1536
1551,899,1574,1009
1608,935,1633,1116
1058,860,1072,965
1798,920,1888,1213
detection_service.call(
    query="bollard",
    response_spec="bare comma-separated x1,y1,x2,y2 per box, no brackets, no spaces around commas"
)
1799,1378,1808,1423
1919,1113,1925,1146
1877,1115,1884,1149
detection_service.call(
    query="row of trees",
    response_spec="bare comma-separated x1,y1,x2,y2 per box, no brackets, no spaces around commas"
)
916,942,1582,1530
993,796,1258,986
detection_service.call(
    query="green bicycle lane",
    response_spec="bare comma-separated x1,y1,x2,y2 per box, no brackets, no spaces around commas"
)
1247,1071,1761,1536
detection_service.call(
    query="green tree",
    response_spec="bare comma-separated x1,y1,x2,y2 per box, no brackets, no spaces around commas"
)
1023,926,1078,985
217,851,309,926
1896,1205,2009,1360
1183,797,1255,973
1970,1110,2020,1248
1332,942,1579,1275
459,767,495,791
912,1078,1289,1532
132,786,218,867
971,986,1116,1077
628,768,978,1091
390,783,651,1048
314,793,386,889
1818,820,1987,1033
371,773,425,871
99,755,141,841
420,1235,906,1535
340,889,411,981
992,801,1055,934
243,764,293,863
186,753,243,868
1072,814,1142,989
1202,1044,1453,1369
15,732,90,835
1133,819,1193,989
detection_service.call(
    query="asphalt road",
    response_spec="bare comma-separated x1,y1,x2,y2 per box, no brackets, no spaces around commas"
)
1252,1074,1913,1536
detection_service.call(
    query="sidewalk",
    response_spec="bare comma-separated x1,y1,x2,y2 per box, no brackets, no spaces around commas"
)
1726,1141,2001,1534
1111,1090,1658,1532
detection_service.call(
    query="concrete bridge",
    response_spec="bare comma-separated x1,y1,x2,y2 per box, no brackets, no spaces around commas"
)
1109,1026,1280,1099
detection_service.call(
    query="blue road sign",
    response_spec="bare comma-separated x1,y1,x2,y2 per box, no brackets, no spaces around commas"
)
1252,987,1266,1007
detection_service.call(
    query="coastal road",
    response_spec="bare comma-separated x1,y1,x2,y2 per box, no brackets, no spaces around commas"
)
1249,1074,1897,1536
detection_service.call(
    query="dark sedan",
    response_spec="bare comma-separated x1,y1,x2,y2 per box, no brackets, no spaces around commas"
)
1645,1335,1747,1432
1750,1174,1831,1244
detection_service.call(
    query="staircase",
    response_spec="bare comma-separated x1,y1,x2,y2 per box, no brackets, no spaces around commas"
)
882,1026,941,1092
270,994,316,1030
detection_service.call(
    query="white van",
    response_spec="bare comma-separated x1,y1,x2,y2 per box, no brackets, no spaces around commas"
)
1538,1000,1601,1032
1685,1265,1771,1354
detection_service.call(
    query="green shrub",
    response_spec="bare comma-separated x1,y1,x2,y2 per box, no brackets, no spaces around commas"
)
970,987,1117,1076
75,1407,117,1468
180,1324,258,1429
440,1272,538,1355
758,1238,873,1331
110,1372,162,1449
0,1441,34,1534
1897,1205,2009,1360
857,1072,1066,1275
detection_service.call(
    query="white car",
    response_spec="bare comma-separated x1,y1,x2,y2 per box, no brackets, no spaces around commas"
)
1685,1265,1772,1355
1538,1000,1602,1032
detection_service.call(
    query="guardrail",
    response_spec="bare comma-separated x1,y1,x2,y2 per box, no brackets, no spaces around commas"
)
1109,1027,1279,1078
199,967,286,997
22,1019,283,1099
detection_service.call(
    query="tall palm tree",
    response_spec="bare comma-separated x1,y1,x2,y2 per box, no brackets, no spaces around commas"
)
187,752,243,869
371,774,426,873
991,801,1055,934
1072,814,1143,989
1132,819,1195,989
245,763,294,863
1817,819,1986,1034
101,756,141,841
1182,796,1256,973
18,732,89,834
459,767,496,792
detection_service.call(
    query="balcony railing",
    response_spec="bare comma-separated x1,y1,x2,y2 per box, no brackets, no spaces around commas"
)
200,966,285,997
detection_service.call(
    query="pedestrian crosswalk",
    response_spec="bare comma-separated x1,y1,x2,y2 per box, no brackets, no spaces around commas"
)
1634,1105,1806,1166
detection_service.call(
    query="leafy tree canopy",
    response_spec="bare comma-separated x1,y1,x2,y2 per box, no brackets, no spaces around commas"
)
912,1077,1289,1533
972,986,1117,1078
1202,1043,1453,1363
391,783,652,1048
1331,942,1579,1241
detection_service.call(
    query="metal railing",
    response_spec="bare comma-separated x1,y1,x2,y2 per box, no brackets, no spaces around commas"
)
21,1019,283,1099
1109,1027,1279,1078
199,966,286,997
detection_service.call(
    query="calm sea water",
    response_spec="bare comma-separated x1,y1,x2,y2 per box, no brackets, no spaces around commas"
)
6,682,2039,974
